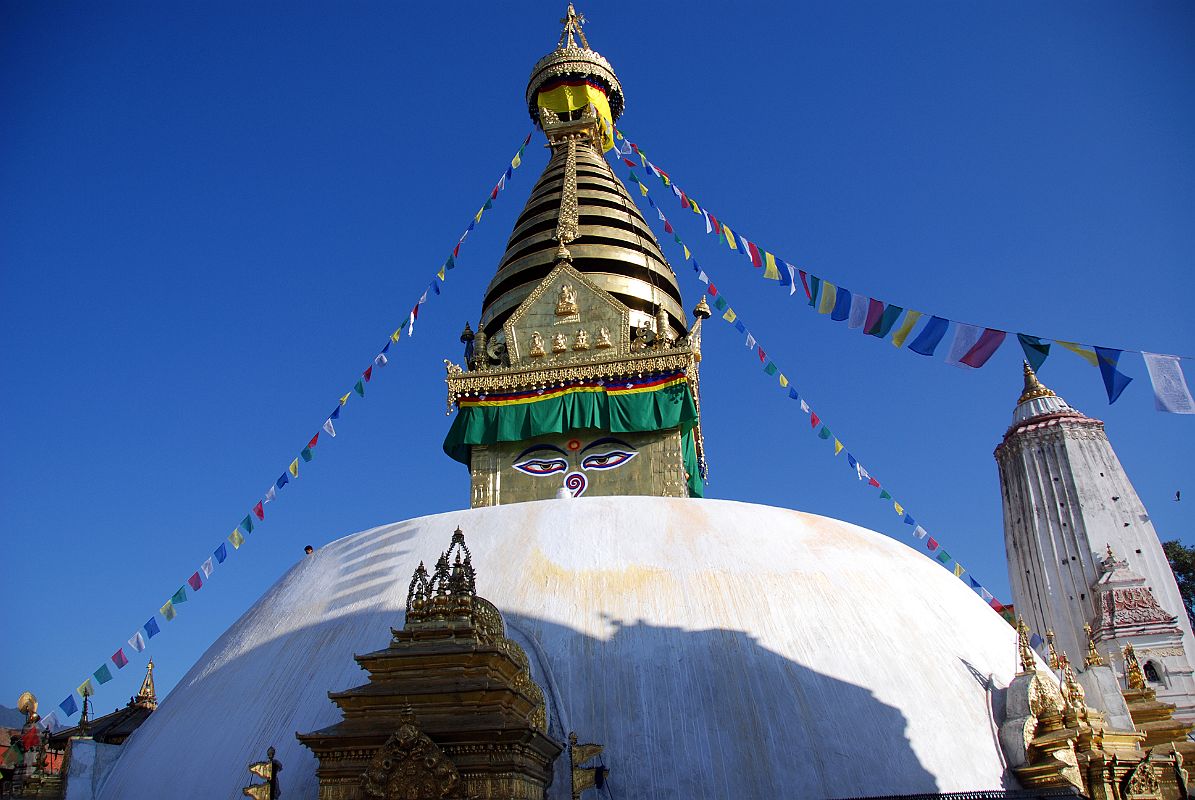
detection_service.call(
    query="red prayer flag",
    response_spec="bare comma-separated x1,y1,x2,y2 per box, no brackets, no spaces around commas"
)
412,305,420,320
680,191,688,208
452,243,461,258
926,537,939,551
708,213,721,234
960,328,1007,368
622,158,635,168
989,598,1005,612
708,284,717,296
253,501,264,520
868,477,881,488
21,726,39,749
187,571,203,591
798,270,812,300
810,413,820,429
758,347,766,363
363,366,373,383
664,220,673,234
307,433,319,449
864,299,885,334
630,142,639,153
747,241,763,268
112,648,129,669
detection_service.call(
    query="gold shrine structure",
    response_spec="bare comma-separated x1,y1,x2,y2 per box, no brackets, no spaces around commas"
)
296,528,562,800
441,4,708,508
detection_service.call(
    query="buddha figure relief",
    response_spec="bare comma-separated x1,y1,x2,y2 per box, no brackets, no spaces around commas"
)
529,331,546,357
556,283,578,316
573,329,590,350
552,332,568,353
595,327,613,348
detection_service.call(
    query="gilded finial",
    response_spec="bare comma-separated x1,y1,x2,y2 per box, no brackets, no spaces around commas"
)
1058,653,1088,721
1045,629,1061,671
135,659,157,709
1016,617,1036,675
558,4,590,50
1083,624,1104,667
1018,360,1057,404
1123,643,1147,691
693,295,711,320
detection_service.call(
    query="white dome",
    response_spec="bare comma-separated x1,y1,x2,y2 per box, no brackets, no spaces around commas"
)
97,497,1021,799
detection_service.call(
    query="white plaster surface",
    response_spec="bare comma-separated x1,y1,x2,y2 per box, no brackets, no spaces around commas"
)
63,739,122,800
97,497,1022,799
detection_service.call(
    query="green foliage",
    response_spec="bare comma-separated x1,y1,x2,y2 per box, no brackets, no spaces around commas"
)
1162,540,1195,628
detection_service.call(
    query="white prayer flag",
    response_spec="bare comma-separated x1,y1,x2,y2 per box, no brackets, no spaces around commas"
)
408,311,416,337
704,212,712,234
848,294,869,329
201,558,214,579
799,399,811,414
980,588,994,602
738,234,751,255
697,271,709,284
264,485,277,504
657,208,666,221
672,184,682,198
375,353,388,367
1142,352,1195,414
745,334,756,350
786,264,798,296
913,525,928,540
945,323,983,368
323,418,337,438
128,631,146,653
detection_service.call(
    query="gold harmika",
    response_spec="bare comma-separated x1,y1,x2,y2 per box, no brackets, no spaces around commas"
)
1018,361,1057,404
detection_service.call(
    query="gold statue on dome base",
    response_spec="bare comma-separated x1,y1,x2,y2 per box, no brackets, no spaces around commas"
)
241,746,282,800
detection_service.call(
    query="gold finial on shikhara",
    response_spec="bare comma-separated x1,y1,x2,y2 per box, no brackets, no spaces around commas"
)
1083,624,1105,667
693,295,712,320
1045,629,1061,671
242,746,282,800
1057,653,1088,721
1016,617,1036,675
135,659,157,709
1018,360,1057,404
1123,643,1147,691
558,4,590,50
569,731,608,800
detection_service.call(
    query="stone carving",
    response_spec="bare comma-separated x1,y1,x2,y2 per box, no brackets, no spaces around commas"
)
595,327,612,348
557,283,579,316
529,331,546,358
1122,759,1162,799
552,332,568,353
361,715,465,800
573,329,589,350
1102,587,1176,627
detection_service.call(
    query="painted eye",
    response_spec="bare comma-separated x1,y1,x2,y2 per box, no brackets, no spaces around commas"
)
581,449,637,471
512,458,568,476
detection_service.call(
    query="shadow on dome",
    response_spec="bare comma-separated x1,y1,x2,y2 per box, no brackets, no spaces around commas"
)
96,604,945,800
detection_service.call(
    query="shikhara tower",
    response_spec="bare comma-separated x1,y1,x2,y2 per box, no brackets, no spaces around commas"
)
996,363,1195,719
442,5,707,507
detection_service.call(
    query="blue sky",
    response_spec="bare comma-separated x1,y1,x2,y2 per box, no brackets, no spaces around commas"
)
2,1,1192,719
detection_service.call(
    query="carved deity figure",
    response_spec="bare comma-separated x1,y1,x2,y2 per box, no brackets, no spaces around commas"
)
529,331,546,357
552,332,568,353
573,329,590,350
595,327,612,348
556,283,579,316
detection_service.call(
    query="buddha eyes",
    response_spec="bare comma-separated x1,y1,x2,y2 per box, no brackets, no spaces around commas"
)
512,458,568,476
580,449,637,471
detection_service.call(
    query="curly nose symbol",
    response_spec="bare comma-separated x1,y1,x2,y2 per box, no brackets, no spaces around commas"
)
563,471,587,497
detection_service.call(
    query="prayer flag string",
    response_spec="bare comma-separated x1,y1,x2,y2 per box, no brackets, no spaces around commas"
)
611,147,1010,615
611,129,1194,413
46,133,535,724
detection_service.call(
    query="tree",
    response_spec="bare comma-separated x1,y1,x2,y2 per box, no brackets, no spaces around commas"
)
1162,540,1195,629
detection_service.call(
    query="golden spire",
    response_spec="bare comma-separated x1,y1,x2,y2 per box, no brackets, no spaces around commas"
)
1018,361,1057,404
135,659,157,709
1016,617,1036,675
1045,629,1061,671
1123,643,1147,691
558,4,590,50
693,296,711,320
1083,624,1104,667
1057,653,1088,721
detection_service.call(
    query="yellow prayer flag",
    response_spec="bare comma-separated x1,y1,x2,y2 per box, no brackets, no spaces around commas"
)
722,307,737,323
77,678,94,698
818,282,837,314
763,252,780,281
833,439,844,455
639,153,647,168
683,245,691,260
289,459,299,478
229,529,245,550
339,393,350,405
511,152,522,169
474,208,484,224
953,563,965,578
436,267,446,281
723,224,737,250
894,501,904,515
160,600,176,622
615,129,623,140
1057,340,1099,367
638,182,648,196
390,329,401,343
690,199,700,213
779,374,789,388
891,310,923,348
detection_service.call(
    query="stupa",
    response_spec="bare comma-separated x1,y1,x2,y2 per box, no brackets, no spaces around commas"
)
71,8,1195,800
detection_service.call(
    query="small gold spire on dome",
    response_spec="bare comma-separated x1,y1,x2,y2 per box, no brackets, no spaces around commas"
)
1083,624,1104,667
135,659,157,709
1123,643,1147,691
1018,361,1057,404
1045,629,1061,671
693,296,711,320
1016,617,1036,675
1057,653,1088,720
558,4,589,50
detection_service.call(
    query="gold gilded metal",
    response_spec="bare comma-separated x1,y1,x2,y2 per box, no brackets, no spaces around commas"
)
554,138,580,258
556,283,579,316
1083,623,1105,667
569,732,608,800
241,746,281,800
1045,629,1061,671
1019,361,1058,404
1016,617,1036,675
1125,643,1148,691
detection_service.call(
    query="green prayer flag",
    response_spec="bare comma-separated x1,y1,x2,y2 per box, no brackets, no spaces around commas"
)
879,489,892,500
1017,334,1051,372
868,305,905,338
937,550,951,564
713,296,727,311
94,664,113,685
242,515,254,534
171,586,188,605
354,380,365,397
301,447,313,462
763,362,778,376
818,426,831,440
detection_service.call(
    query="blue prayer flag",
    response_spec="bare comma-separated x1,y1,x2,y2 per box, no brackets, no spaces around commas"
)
830,288,852,321
1017,334,1050,371
903,513,915,526
647,194,655,208
504,166,512,181
277,473,289,490
908,316,950,356
847,454,857,469
59,695,78,717
466,220,475,232
431,280,441,296
968,576,981,589
734,320,746,333
1095,346,1133,404
214,543,228,564
330,406,341,420
807,275,821,307
788,387,800,401
144,617,161,639
1029,633,1044,649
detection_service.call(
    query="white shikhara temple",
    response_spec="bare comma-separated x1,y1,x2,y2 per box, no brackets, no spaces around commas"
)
23,8,1194,800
